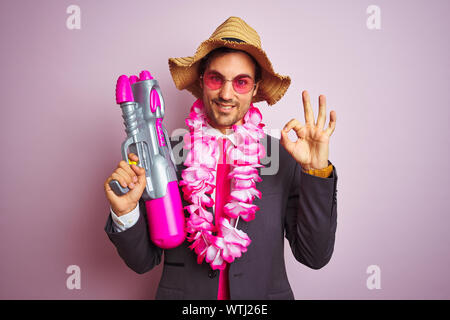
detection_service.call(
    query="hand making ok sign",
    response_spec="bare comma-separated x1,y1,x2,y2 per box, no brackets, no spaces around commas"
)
280,90,337,171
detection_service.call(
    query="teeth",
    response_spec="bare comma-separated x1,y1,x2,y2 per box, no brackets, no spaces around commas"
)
217,103,233,109
215,102,234,110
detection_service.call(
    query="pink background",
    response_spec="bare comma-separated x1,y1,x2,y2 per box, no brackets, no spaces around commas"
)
1,0,449,299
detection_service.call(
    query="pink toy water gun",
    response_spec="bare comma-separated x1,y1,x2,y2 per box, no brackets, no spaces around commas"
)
109,70,186,249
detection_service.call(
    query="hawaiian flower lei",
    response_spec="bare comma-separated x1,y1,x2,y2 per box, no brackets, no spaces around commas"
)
180,99,266,270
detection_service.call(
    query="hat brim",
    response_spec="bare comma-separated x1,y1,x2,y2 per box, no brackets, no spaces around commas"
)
168,39,291,106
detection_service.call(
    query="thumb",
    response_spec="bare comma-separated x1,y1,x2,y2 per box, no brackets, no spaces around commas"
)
280,129,294,153
131,164,146,184
127,164,147,201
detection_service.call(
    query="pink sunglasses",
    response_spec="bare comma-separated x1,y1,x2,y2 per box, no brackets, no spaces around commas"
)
201,71,256,94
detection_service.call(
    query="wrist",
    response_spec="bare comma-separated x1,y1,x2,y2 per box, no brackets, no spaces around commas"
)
300,161,328,171
112,202,138,217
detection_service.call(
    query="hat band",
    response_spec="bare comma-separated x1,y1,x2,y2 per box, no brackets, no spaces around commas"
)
221,37,245,43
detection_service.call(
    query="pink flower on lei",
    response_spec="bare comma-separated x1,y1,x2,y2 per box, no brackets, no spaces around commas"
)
214,217,251,263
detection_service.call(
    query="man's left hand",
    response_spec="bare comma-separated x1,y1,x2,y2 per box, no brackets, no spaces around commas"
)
280,90,336,170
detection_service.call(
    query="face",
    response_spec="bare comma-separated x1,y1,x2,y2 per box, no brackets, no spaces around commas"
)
200,51,259,134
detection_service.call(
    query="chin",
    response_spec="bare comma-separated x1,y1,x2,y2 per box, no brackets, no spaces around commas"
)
203,99,244,128
214,118,235,128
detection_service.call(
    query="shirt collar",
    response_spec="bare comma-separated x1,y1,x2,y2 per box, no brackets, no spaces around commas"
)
205,122,237,146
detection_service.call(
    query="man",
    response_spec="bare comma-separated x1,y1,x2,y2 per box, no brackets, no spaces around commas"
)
104,16,338,300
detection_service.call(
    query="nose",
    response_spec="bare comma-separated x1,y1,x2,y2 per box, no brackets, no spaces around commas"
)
219,80,234,101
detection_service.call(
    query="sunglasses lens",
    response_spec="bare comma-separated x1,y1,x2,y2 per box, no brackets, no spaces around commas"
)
204,73,223,90
233,76,253,93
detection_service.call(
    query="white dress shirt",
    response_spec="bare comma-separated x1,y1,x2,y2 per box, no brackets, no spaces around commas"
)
110,123,237,232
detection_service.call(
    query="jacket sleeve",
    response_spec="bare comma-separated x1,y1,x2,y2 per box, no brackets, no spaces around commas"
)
104,198,163,274
285,160,338,270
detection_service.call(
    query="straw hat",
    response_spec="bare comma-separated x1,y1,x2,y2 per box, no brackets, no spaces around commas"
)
168,16,291,105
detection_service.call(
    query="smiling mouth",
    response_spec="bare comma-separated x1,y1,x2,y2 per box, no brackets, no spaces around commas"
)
215,101,236,112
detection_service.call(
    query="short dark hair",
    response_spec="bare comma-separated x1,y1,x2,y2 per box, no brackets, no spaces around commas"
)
198,47,262,83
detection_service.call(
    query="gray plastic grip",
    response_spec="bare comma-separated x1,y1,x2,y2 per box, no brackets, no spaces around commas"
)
109,180,130,196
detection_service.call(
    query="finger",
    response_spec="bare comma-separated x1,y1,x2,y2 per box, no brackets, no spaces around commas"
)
325,110,337,136
131,164,147,184
302,90,315,125
118,160,138,183
128,153,139,163
316,94,327,129
114,168,135,189
283,119,306,139
131,163,146,177
296,126,307,140
283,118,301,132
280,129,295,154
110,172,129,189
104,176,113,192
104,177,121,200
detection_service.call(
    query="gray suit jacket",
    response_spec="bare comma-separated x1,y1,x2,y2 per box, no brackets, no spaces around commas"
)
104,134,338,300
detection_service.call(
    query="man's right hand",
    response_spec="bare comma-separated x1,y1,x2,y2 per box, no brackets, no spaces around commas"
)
104,153,147,216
